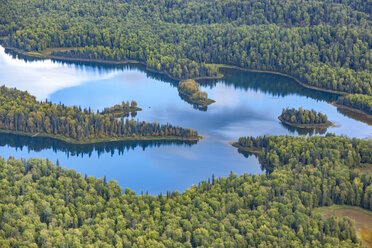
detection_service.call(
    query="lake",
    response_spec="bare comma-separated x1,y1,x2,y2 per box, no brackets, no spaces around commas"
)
0,46,371,194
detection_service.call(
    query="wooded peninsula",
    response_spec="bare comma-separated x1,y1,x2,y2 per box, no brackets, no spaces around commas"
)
0,86,200,144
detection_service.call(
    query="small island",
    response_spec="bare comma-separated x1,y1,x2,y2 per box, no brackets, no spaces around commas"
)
0,86,201,144
278,108,333,128
178,79,215,110
101,100,142,118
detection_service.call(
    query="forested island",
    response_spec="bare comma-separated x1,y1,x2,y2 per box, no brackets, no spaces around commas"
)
278,108,333,128
101,100,141,118
335,94,372,117
178,79,215,109
0,134,371,246
0,0,370,97
0,86,200,144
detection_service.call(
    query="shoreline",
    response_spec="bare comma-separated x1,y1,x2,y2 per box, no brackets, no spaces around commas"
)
178,91,215,107
5,44,371,124
212,64,348,96
230,142,262,155
2,45,349,96
1,45,224,82
331,102,372,122
0,129,202,145
278,116,334,129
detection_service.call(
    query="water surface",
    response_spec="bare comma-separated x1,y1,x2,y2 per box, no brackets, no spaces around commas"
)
0,46,370,194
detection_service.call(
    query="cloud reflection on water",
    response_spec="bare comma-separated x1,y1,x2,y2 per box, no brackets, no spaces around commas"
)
0,47,119,100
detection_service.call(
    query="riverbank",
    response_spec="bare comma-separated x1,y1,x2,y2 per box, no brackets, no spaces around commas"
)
278,116,334,129
0,129,203,145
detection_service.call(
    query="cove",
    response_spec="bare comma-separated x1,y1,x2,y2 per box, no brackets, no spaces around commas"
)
0,46,371,194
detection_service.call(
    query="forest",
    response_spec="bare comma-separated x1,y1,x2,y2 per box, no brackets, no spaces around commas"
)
0,86,199,143
0,0,371,97
279,107,332,127
336,94,372,116
0,134,371,247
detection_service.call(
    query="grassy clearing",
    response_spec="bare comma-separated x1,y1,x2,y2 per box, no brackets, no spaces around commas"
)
355,164,372,174
313,205,372,247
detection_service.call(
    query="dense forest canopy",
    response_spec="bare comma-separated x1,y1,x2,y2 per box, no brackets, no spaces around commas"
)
0,134,371,247
0,86,199,143
0,0,372,246
0,0,371,95
279,107,331,126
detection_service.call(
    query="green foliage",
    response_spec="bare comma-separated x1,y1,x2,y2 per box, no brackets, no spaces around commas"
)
0,135,371,246
101,100,140,118
178,79,214,107
0,86,198,142
237,134,372,171
0,0,371,94
279,107,330,125
336,94,372,115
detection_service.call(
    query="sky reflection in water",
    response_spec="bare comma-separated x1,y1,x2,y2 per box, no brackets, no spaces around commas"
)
0,46,370,194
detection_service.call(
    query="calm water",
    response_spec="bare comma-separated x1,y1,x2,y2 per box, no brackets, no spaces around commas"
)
0,46,371,194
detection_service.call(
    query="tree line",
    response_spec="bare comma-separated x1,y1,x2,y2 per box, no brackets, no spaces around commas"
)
0,86,199,142
279,107,330,125
101,100,140,118
0,133,371,246
336,94,372,116
0,0,370,96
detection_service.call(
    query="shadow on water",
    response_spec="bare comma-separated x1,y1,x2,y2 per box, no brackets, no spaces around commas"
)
236,149,273,174
279,122,328,136
178,92,208,112
198,68,339,103
5,48,339,103
0,133,197,158
336,107,372,126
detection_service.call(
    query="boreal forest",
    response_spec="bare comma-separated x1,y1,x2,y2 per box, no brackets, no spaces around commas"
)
0,135,371,247
0,86,199,143
0,0,371,95
0,0,371,247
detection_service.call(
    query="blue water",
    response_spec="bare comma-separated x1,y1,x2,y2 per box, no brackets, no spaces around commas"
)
0,46,371,194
